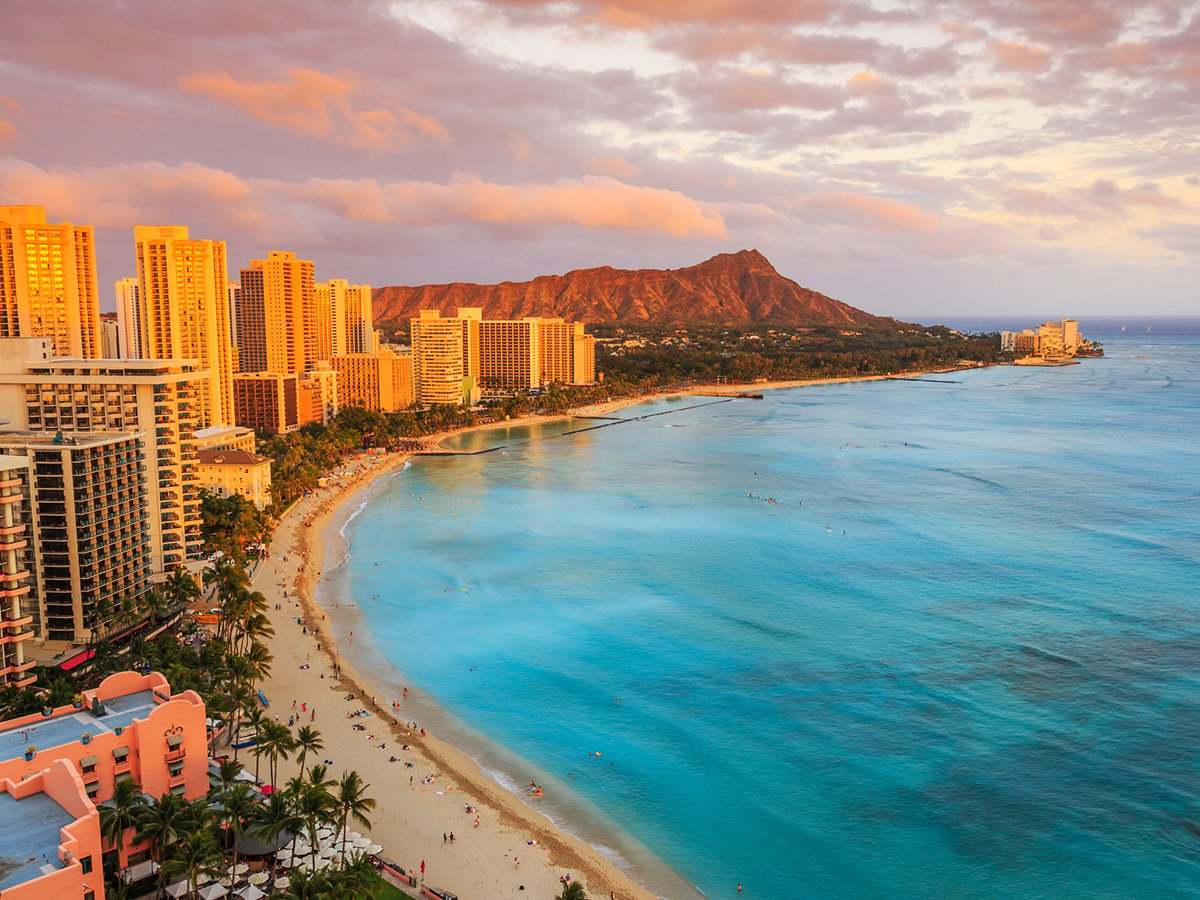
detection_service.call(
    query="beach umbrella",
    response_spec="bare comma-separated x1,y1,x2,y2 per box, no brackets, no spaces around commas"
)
227,863,249,876
273,877,290,891
165,881,189,898
197,884,228,900
316,827,333,840
367,843,383,854
247,872,269,885
311,857,331,870
352,836,371,849
196,873,215,885
236,885,266,900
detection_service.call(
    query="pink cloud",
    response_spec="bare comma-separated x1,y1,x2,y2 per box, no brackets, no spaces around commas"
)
584,155,644,178
990,40,1053,73
179,67,449,150
0,96,19,147
286,174,727,238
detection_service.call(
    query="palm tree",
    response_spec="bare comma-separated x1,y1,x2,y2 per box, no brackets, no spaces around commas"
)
250,791,303,882
215,757,245,794
161,566,200,618
159,828,222,899
280,868,334,899
98,778,148,865
293,769,336,871
217,782,259,885
134,792,192,872
254,720,296,786
243,706,266,774
294,726,324,782
559,880,588,900
333,771,376,867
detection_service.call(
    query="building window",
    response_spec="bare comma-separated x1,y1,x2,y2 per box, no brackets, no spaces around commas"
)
80,855,93,873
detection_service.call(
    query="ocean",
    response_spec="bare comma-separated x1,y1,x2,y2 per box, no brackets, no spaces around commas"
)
324,317,1200,899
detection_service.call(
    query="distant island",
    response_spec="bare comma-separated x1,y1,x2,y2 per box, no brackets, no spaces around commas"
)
1001,318,1103,365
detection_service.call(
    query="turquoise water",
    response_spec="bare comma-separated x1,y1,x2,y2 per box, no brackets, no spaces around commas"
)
333,318,1200,899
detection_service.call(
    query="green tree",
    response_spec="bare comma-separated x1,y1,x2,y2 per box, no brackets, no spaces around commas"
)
250,790,303,882
333,770,376,866
159,828,222,899
294,725,324,783
98,778,148,863
217,782,259,885
559,880,588,900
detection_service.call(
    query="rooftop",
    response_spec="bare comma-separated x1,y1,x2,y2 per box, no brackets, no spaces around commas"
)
0,690,156,763
196,449,270,466
0,790,70,889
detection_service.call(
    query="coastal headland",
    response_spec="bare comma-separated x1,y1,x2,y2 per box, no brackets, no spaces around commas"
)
249,364,990,899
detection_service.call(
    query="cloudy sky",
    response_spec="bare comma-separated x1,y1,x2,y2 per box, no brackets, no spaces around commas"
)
1,0,1197,319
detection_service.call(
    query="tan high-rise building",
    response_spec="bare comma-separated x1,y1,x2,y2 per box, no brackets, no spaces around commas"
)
380,346,415,408
114,276,142,360
237,251,314,375
538,318,597,386
298,365,339,425
0,206,100,359
0,338,205,575
410,309,481,406
480,318,541,393
233,372,299,435
314,279,375,360
134,226,234,428
0,432,152,645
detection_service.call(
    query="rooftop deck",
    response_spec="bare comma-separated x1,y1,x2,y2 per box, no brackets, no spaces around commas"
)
0,690,156,762
0,790,70,889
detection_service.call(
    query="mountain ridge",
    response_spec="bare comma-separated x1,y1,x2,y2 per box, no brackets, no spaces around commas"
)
372,249,900,330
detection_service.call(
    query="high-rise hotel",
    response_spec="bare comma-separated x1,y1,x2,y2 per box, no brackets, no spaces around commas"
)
133,226,234,428
0,206,101,359
411,308,596,404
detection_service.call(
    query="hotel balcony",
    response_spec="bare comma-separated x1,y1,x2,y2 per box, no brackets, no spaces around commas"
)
0,584,32,601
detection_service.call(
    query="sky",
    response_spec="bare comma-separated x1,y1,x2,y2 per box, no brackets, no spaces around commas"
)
1,0,1197,320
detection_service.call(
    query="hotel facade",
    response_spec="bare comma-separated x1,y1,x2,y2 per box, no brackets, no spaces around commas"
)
0,206,101,360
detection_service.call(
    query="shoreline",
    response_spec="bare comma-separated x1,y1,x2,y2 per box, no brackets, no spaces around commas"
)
250,363,989,899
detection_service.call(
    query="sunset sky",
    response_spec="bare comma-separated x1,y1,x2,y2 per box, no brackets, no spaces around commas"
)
1,0,1197,319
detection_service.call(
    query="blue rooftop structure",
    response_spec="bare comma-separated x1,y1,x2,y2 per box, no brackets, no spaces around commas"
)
0,690,155,762
0,790,69,889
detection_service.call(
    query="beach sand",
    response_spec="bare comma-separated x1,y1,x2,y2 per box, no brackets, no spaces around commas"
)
250,452,659,900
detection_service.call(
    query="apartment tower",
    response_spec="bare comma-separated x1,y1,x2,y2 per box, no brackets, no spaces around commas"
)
0,206,100,358
410,309,481,406
236,251,314,374
134,226,234,429
113,277,142,360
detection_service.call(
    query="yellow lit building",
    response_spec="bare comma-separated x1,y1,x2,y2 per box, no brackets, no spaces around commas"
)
0,206,100,359
196,448,272,509
298,365,339,425
538,318,597,386
480,318,541,393
192,424,256,454
114,277,142,360
236,251,314,375
410,309,481,406
232,372,299,435
332,351,411,412
134,226,234,428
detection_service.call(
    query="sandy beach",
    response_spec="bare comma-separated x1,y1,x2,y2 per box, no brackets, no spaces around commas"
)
248,366,986,899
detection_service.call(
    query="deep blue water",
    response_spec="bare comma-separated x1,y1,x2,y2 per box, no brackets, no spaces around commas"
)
331,318,1200,899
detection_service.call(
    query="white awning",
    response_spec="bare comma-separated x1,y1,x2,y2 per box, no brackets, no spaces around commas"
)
120,858,160,884
197,883,229,900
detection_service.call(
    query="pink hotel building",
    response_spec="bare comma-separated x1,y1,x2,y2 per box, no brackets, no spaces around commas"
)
0,670,209,898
